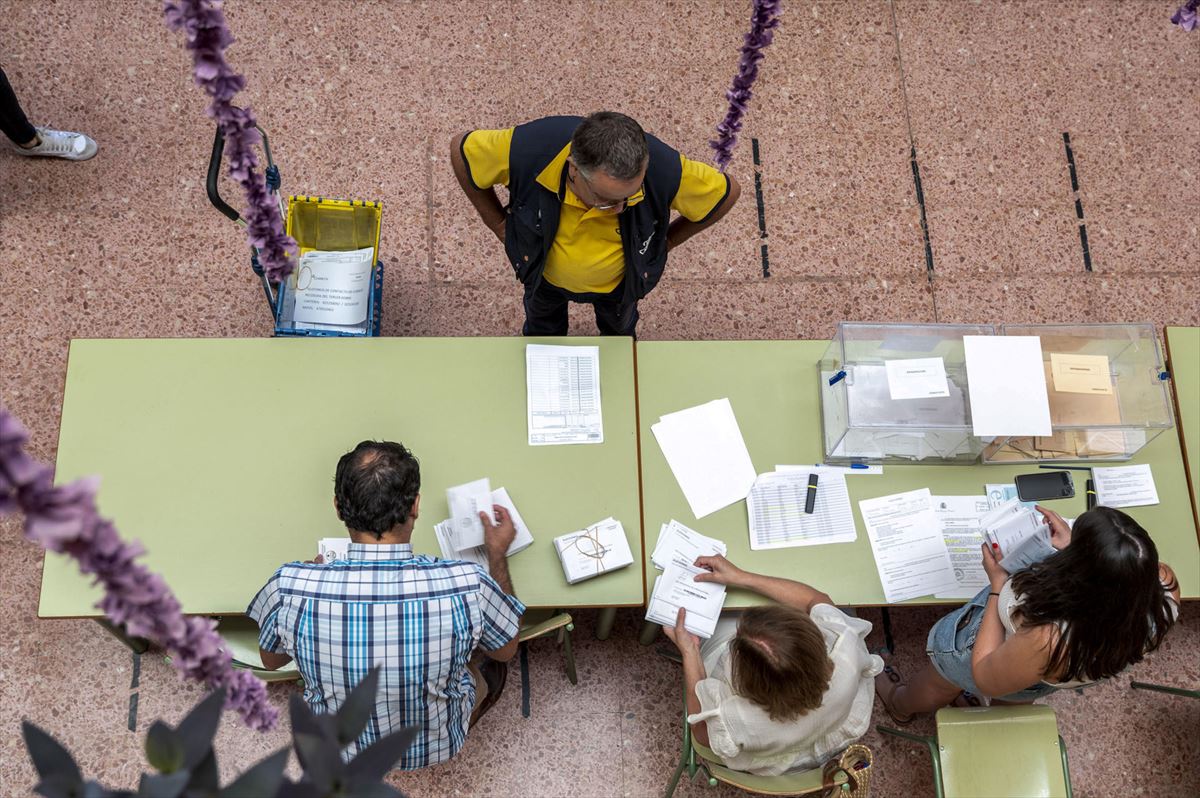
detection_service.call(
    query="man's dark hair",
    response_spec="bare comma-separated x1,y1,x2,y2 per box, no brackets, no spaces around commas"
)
1011,506,1177,682
571,111,649,182
333,441,421,539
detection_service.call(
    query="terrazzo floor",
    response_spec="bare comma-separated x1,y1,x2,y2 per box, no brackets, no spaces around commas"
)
1,1,1197,796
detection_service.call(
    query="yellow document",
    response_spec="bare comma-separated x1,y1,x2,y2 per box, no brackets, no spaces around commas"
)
1050,353,1113,395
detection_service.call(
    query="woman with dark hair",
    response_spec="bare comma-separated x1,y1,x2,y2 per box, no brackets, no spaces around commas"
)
876,505,1181,721
660,555,883,775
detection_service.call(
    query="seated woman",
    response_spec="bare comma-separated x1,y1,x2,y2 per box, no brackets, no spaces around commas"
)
660,555,883,776
876,505,1180,721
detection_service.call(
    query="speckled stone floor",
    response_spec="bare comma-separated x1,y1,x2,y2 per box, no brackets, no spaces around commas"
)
1,1,1197,796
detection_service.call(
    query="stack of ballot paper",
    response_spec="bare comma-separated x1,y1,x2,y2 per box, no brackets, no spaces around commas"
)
554,517,634,584
646,562,727,638
747,467,857,550
980,498,1053,573
433,487,535,571
651,520,726,570
651,398,757,519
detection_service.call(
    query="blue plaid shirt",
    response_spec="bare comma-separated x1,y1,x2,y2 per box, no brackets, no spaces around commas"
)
247,542,524,768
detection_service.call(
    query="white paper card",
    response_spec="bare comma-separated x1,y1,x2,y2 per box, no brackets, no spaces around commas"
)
651,398,757,519
1093,464,1159,508
433,521,490,572
445,478,493,551
859,489,958,603
645,562,726,638
553,517,634,584
293,247,375,325
317,537,350,562
963,335,1053,437
931,496,991,599
490,487,535,555
885,357,950,400
526,344,603,446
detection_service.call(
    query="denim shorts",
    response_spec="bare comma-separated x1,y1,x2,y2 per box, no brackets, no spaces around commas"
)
925,585,1057,703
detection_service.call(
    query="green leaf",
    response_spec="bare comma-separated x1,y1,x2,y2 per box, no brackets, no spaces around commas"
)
175,689,226,771
23,721,83,785
288,694,335,746
219,747,289,798
185,748,220,794
292,732,341,794
144,722,185,774
335,668,380,747
343,726,418,790
32,773,84,798
135,771,189,798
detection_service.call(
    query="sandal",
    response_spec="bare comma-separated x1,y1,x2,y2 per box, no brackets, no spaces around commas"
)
952,691,984,708
874,663,915,725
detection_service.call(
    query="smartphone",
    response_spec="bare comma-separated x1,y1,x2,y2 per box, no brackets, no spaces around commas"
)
1014,470,1075,502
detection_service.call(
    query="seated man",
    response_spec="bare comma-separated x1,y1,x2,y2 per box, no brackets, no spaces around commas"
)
247,440,524,768
660,555,883,776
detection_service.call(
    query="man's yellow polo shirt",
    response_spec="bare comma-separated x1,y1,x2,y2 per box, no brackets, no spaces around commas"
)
462,128,729,294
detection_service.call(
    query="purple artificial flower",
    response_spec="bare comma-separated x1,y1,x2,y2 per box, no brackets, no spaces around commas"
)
0,404,277,731
710,0,784,171
163,0,296,282
1171,0,1198,31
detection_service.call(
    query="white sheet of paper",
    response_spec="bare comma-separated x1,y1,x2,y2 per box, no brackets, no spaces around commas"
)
317,537,350,562
651,398,757,519
490,487,534,555
645,562,726,638
433,521,490,572
445,478,493,551
292,247,374,325
1093,464,1159,508
651,520,727,570
747,469,857,550
930,496,991,599
858,489,958,603
885,357,950,400
525,344,603,446
963,335,1052,437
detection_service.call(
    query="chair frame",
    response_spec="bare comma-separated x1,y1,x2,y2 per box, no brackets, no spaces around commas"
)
876,721,1073,798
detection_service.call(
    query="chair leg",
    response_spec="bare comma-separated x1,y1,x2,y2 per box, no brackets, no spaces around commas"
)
1130,681,1200,699
876,725,945,798
665,710,694,798
1059,735,1073,798
562,623,578,685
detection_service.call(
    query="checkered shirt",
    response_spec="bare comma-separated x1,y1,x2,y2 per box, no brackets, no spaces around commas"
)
247,542,524,768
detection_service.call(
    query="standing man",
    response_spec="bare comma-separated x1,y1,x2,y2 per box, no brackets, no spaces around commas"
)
450,112,740,336
247,440,525,769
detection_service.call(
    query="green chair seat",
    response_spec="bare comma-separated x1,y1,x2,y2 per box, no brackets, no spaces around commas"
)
214,616,302,683
936,706,1068,798
691,739,827,796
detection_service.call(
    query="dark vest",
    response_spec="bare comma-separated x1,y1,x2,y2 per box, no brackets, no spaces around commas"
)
503,116,682,306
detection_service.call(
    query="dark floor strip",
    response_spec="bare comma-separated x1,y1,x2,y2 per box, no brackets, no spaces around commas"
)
909,145,936,279
1062,132,1093,272
130,650,141,690
127,691,139,732
751,137,770,278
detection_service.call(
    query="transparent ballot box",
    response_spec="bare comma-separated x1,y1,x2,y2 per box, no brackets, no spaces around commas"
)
981,323,1174,463
820,322,995,464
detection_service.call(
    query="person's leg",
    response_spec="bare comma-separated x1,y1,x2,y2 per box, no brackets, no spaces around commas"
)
467,655,508,727
885,660,964,717
522,280,570,336
590,289,638,337
0,68,38,146
467,660,490,727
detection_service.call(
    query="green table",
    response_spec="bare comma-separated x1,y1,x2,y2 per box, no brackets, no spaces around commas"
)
636,341,1200,611
40,338,645,634
1165,327,1200,542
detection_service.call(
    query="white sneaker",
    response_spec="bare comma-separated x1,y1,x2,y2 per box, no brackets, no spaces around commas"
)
11,126,98,161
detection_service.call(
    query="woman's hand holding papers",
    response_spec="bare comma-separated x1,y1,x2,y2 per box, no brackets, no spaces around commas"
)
692,554,748,588
662,607,702,656
1037,505,1073,550
981,543,1010,591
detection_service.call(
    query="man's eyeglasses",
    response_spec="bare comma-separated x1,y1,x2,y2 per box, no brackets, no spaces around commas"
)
568,164,642,211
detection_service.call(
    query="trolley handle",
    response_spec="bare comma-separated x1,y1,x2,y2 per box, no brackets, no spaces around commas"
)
206,127,241,223
205,124,279,225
